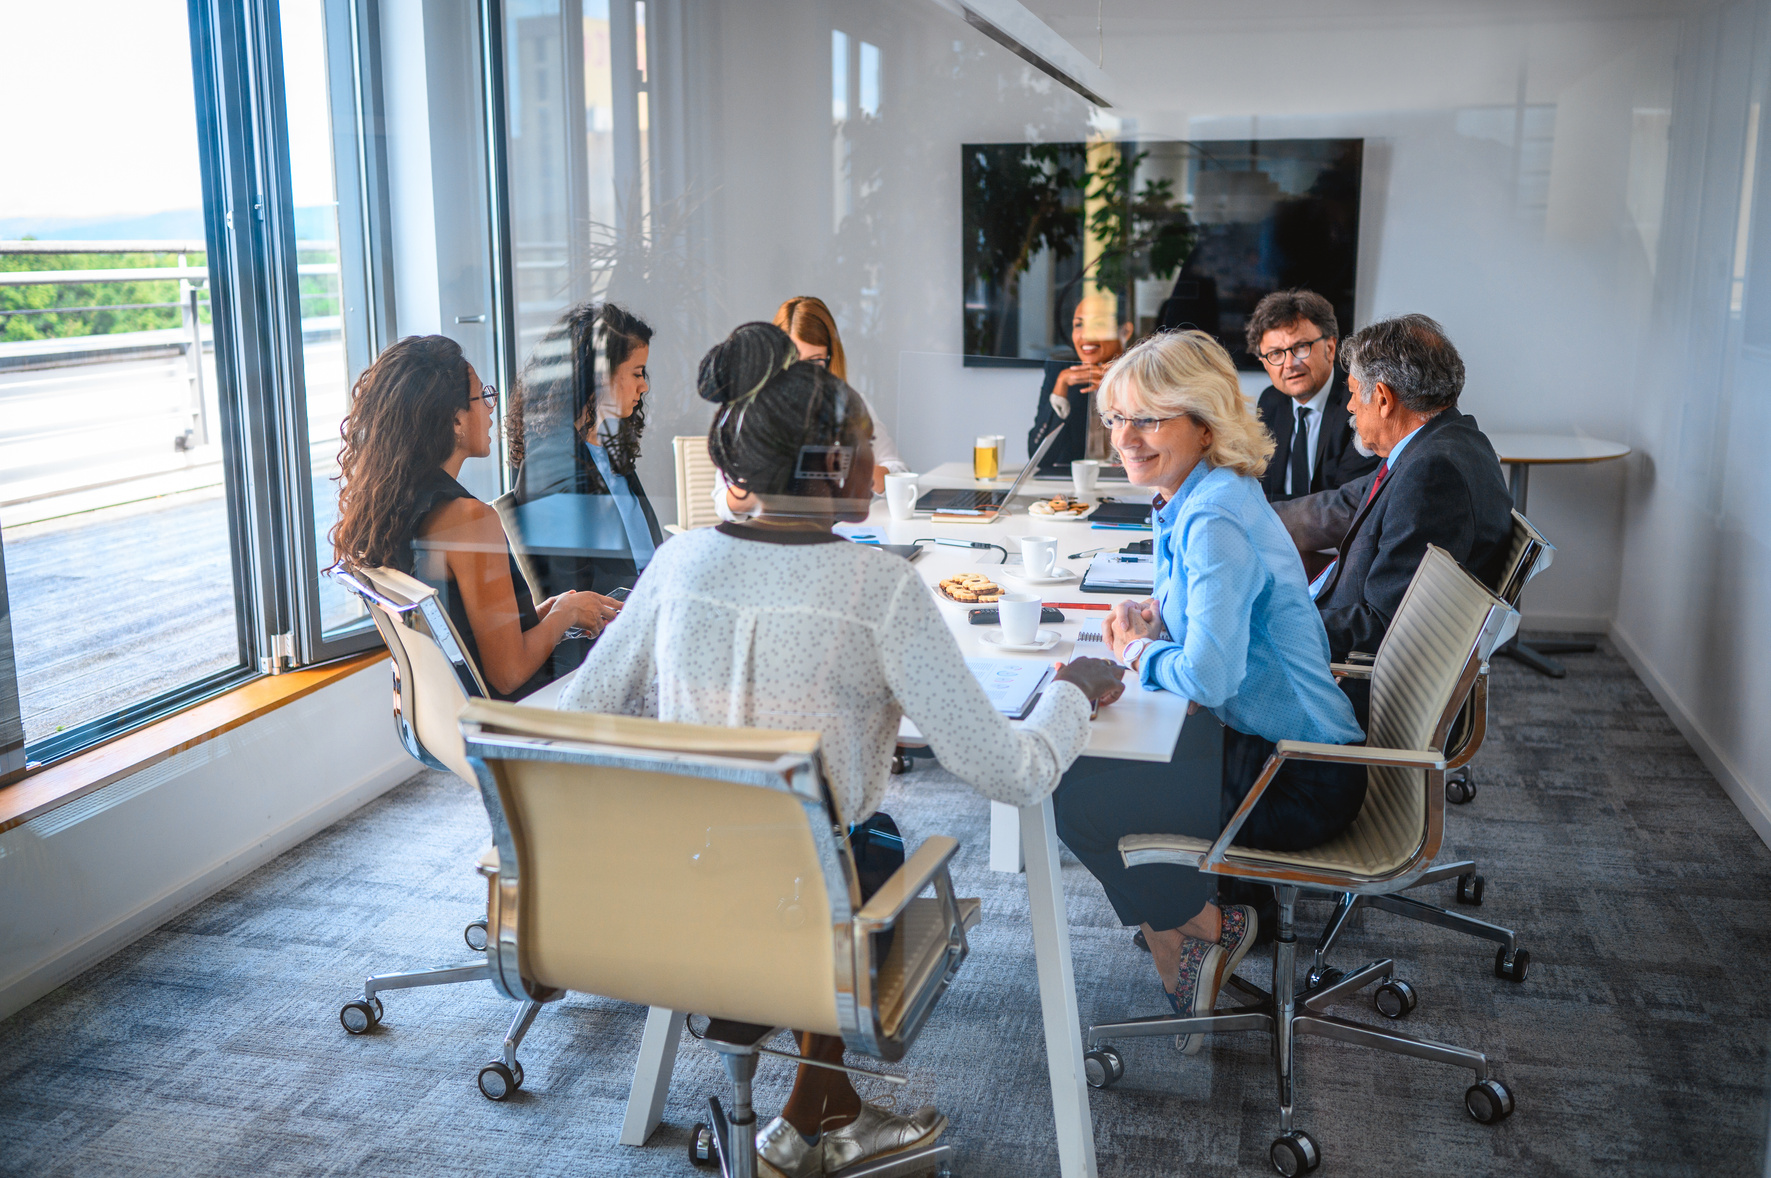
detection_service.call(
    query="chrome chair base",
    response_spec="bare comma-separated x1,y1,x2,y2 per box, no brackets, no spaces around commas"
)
1307,863,1530,989
1085,887,1515,1173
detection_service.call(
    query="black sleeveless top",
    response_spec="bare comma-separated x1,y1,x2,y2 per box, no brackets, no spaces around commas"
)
399,468,553,702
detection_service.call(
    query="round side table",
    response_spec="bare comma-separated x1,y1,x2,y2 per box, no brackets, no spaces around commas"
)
1485,434,1631,678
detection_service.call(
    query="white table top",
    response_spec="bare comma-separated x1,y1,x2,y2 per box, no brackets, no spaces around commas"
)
919,460,1158,495
1486,433,1632,465
525,502,1187,763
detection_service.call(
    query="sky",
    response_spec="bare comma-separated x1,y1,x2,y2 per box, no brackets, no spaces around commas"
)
0,0,335,228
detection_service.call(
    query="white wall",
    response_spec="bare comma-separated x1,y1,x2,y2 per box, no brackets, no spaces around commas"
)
0,664,412,1019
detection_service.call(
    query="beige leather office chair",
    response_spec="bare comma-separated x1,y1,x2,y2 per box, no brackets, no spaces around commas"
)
670,434,722,534
490,490,548,603
1304,510,1550,990
1088,547,1520,1175
460,700,979,1178
330,563,549,1101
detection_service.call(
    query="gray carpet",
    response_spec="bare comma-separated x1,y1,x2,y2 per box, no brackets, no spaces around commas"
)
3,637,1770,1176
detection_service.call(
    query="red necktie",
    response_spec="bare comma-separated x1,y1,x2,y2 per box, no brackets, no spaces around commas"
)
1362,461,1391,507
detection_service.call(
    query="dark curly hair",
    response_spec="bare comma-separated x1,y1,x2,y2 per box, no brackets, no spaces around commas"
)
330,334,472,571
507,303,652,489
698,321,871,498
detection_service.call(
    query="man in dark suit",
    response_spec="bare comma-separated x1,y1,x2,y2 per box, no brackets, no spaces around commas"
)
1275,314,1513,714
1248,289,1381,505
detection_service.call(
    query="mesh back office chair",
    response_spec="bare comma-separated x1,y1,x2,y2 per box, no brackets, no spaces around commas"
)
670,435,723,534
330,564,555,1101
460,700,980,1178
1307,511,1550,988
1089,547,1520,1175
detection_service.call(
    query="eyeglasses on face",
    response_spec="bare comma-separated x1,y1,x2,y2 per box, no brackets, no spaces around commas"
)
1099,412,1181,433
471,383,498,408
1258,336,1328,367
804,353,831,367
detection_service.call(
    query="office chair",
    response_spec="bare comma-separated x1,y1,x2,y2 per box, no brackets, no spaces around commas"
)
329,564,549,1101
459,700,978,1178
1305,511,1550,989
669,435,723,534
1087,547,1519,1175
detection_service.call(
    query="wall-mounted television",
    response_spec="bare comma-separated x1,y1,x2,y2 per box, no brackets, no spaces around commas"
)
962,138,1363,370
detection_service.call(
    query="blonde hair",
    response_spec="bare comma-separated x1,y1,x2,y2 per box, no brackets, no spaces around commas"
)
773,295,847,382
1097,330,1275,478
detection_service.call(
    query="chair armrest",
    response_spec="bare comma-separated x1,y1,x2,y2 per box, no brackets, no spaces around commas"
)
1273,740,1445,769
1329,663,1371,679
1344,650,1376,664
855,836,960,934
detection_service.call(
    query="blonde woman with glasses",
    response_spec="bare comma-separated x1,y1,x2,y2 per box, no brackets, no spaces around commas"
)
1052,329,1367,1052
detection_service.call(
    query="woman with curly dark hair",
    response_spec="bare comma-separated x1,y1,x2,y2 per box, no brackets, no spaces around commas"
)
507,302,664,599
331,334,621,699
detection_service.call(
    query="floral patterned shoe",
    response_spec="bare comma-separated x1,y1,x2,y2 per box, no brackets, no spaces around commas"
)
1213,903,1259,997
1162,933,1225,1056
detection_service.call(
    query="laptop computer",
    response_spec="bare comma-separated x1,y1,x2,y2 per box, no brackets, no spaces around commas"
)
915,426,1062,517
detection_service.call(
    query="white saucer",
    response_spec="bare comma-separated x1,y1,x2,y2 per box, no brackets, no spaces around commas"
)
980,628,1062,652
1004,565,1079,585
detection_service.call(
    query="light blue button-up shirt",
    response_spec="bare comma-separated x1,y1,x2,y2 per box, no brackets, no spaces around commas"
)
585,440,657,568
1141,461,1364,746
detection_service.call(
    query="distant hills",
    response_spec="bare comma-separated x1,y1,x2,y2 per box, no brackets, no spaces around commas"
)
0,207,339,243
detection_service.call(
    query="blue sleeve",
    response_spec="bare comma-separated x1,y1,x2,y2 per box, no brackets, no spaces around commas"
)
1139,509,1263,707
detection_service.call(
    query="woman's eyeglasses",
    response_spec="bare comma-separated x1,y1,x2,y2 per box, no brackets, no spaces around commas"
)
471,383,499,408
804,354,831,367
1099,413,1179,433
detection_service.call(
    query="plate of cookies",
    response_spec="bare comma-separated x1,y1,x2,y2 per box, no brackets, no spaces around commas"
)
1028,494,1095,518
936,573,1005,603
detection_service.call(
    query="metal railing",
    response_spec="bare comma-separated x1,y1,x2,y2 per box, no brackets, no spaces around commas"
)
1,239,340,448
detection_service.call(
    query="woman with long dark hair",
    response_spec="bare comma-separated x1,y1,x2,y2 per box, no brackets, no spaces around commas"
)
508,302,664,597
331,334,620,699
563,322,1125,1175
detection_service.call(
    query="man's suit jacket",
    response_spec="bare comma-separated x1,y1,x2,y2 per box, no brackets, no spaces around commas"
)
1274,406,1513,664
1257,372,1381,501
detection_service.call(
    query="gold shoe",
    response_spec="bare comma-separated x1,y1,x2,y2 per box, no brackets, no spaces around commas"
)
821,1103,947,1174
757,1115,825,1178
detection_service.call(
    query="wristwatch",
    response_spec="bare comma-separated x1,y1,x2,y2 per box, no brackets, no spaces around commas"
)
1120,637,1154,672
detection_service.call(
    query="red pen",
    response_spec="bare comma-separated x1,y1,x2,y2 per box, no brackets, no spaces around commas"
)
1046,601,1113,610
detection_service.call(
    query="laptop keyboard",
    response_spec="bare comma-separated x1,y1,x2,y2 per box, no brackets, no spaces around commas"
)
938,490,1002,510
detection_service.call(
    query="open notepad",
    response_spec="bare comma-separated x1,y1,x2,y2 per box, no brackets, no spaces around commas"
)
966,659,1054,720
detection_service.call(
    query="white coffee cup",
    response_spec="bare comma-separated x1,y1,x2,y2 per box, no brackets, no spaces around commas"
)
1072,459,1102,497
999,593,1043,645
1019,534,1059,579
884,471,920,520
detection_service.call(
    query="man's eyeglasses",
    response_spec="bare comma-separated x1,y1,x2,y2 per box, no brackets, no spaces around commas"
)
1258,337,1328,367
471,383,499,408
1099,413,1180,433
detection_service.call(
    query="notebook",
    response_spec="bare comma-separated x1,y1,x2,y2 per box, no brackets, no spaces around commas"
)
967,658,1054,720
1080,552,1156,593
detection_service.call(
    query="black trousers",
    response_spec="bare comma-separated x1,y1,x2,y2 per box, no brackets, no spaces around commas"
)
1053,713,1367,931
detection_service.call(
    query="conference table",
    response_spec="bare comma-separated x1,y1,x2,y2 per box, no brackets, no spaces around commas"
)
526,462,1176,1178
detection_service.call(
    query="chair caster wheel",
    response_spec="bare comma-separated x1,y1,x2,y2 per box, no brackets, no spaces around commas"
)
688,1121,716,1167
1269,1129,1321,1175
1456,873,1485,905
1083,1046,1124,1089
1445,767,1476,804
1373,977,1418,1019
931,1162,958,1178
477,1059,523,1101
1465,1078,1515,1123
464,918,490,952
1305,965,1343,993
339,997,382,1034
1494,946,1530,983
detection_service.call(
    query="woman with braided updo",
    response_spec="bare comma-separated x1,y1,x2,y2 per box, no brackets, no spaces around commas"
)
563,321,1125,1176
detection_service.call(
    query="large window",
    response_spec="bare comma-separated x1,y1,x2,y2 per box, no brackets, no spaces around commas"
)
0,0,382,776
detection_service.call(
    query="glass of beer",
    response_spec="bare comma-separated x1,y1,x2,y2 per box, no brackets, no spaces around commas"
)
973,434,1000,479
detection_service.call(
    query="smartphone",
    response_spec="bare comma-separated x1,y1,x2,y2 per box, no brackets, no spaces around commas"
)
969,607,1065,626
607,585,633,602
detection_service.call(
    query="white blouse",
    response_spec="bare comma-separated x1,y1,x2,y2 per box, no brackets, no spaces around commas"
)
560,526,1093,823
